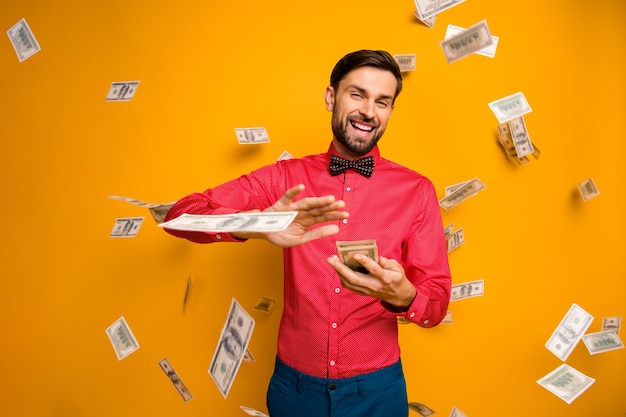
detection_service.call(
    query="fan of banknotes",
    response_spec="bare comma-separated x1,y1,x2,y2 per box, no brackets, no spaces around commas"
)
335,240,379,274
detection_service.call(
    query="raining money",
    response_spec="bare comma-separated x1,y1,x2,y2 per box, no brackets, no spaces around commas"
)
240,406,269,417
582,330,624,355
441,310,454,324
537,363,595,404
106,81,140,102
335,240,379,274
253,296,276,313
408,401,436,416
209,299,255,398
107,195,176,224
159,212,298,233
446,228,464,253
158,358,194,401
438,178,486,210
110,217,144,238
508,116,535,158
444,24,499,58
545,303,593,361
276,150,293,161
106,316,140,360
497,121,540,164
235,127,270,144
578,178,600,201
488,92,532,123
450,280,484,302
450,406,468,417
7,18,41,62
414,0,465,20
414,10,436,28
602,316,621,334
182,276,192,313
440,20,494,64
394,54,417,72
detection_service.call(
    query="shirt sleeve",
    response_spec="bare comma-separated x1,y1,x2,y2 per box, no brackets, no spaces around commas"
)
384,178,451,327
162,164,286,243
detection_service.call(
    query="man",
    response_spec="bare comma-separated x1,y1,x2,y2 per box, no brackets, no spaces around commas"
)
164,49,451,417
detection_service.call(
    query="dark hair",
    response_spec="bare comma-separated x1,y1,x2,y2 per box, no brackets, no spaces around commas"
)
330,49,403,102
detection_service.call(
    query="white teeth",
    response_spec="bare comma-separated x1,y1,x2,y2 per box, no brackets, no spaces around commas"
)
351,121,373,132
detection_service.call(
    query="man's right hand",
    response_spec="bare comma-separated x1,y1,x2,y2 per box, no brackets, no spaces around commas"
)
231,184,348,248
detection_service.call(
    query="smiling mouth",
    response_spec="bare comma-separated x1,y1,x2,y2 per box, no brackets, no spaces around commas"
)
350,120,374,133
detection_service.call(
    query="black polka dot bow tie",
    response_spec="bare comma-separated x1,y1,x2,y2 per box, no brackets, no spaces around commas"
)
329,154,375,178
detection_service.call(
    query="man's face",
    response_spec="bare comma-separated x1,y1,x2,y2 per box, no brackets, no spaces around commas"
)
325,66,397,158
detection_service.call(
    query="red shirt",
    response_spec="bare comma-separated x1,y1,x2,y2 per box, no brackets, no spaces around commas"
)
164,144,451,378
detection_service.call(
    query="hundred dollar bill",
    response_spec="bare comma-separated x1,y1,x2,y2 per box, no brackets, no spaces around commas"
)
110,216,144,237
578,178,600,201
602,316,621,334
488,92,532,123
182,276,192,313
497,122,539,163
107,195,176,224
545,303,593,361
449,406,468,417
7,18,41,62
394,54,417,72
408,401,436,416
444,24,499,58
537,363,595,404
106,81,140,101
446,228,464,253
440,20,494,64
444,223,454,238
450,280,484,302
235,127,270,144
438,178,486,210
441,310,454,324
276,150,293,161
508,116,534,158
106,316,140,360
414,10,437,28
582,330,624,355
336,239,378,273
159,211,297,233
445,180,472,196
158,358,193,401
240,406,269,417
253,296,276,313
209,298,255,398
414,0,466,19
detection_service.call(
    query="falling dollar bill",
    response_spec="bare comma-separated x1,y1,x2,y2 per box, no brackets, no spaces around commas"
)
182,276,192,313
106,81,140,102
602,316,621,334
209,298,255,398
450,280,484,302
159,211,297,233
414,10,437,28
497,121,540,163
107,195,176,224
240,406,269,417
446,228,464,253
441,310,454,324
235,127,270,144
440,20,494,64
394,54,417,72
276,150,293,161
537,363,595,404
443,223,454,238
438,178,486,210
508,115,535,158
253,296,276,313
545,303,593,361
578,178,600,201
408,401,436,416
449,406,468,417
582,330,624,355
158,358,194,401
414,0,466,19
488,92,532,123
336,240,379,273
110,217,144,237
445,24,499,58
106,316,140,360
7,18,41,62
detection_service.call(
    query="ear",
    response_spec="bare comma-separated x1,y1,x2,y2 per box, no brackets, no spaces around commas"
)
324,86,335,112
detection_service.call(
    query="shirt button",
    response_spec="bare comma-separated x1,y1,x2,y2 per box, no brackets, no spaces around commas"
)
342,219,348,224
216,234,222,240
346,186,352,192
332,323,337,328
423,319,429,325
330,360,336,366
409,312,416,318
334,288,340,293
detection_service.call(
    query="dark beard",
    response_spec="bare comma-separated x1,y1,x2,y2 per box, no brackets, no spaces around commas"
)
331,112,384,157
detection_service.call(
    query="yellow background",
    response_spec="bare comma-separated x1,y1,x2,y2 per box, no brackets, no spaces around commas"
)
1,0,625,416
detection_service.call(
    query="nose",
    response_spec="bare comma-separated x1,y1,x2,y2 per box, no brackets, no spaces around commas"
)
359,99,376,119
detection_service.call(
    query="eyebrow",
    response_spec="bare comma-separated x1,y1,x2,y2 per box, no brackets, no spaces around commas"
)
346,84,394,102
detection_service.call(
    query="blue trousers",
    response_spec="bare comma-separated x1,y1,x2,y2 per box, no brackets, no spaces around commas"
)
266,357,408,417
